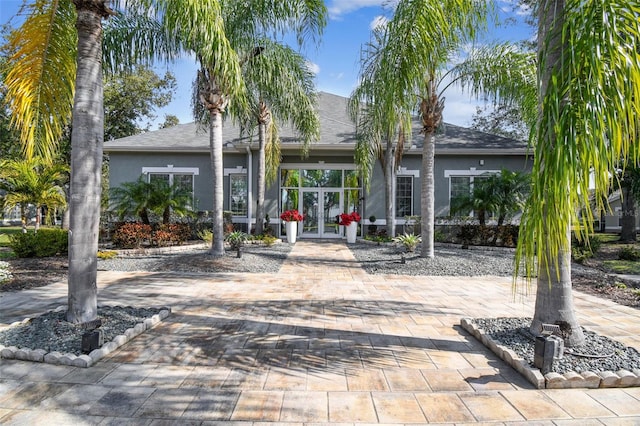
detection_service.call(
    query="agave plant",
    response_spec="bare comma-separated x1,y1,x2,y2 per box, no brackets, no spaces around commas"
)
394,233,422,253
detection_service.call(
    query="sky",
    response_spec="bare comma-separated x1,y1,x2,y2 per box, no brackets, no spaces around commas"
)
0,0,534,130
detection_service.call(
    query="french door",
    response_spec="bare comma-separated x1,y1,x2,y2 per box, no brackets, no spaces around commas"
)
301,188,343,238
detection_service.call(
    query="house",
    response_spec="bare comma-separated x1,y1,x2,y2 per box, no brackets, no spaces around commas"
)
104,92,532,238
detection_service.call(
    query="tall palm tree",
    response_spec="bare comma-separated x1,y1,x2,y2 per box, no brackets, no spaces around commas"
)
190,0,326,256
3,0,235,323
240,39,320,235
0,157,68,230
517,0,640,346
351,18,537,248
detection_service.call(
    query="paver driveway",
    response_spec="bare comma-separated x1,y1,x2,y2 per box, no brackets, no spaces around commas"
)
1,240,640,424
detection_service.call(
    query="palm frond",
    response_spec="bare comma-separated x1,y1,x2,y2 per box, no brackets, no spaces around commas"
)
3,0,77,160
516,0,640,282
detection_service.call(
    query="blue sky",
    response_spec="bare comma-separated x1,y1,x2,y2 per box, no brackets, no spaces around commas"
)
1,0,533,129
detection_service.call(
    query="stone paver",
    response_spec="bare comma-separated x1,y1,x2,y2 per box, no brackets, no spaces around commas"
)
1,240,640,424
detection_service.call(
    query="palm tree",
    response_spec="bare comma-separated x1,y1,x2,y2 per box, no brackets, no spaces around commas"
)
517,0,640,346
240,39,320,235
0,158,68,230
190,1,326,256
110,176,194,225
3,0,235,323
351,14,537,250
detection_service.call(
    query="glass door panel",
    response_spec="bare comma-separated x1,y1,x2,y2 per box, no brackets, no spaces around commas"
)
302,191,319,236
322,190,342,237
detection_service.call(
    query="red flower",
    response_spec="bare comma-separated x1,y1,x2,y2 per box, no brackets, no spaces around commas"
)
339,212,361,226
280,209,305,222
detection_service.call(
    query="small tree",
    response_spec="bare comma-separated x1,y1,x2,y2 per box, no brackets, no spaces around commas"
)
110,176,194,225
0,157,68,230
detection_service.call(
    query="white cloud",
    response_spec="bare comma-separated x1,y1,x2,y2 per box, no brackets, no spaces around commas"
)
330,72,345,80
327,0,386,19
370,15,388,31
306,61,321,75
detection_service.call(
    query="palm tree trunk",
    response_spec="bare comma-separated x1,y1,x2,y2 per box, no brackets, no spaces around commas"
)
420,131,435,258
531,0,585,347
531,225,585,346
255,103,269,236
209,109,225,256
67,1,110,323
384,137,396,238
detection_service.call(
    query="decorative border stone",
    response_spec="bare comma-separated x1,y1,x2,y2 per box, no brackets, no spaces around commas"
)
460,317,640,389
0,305,171,368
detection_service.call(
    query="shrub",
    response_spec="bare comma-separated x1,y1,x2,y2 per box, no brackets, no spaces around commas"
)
9,228,68,257
112,222,152,249
197,229,213,244
618,246,640,261
97,250,118,260
571,234,602,263
225,230,248,251
261,235,277,246
394,233,422,252
152,223,190,247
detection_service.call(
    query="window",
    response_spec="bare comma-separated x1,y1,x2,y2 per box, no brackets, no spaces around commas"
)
396,176,413,218
230,174,248,216
143,166,199,209
450,176,471,213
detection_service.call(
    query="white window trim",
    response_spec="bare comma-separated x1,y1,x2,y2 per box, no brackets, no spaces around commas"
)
446,168,499,217
224,166,247,176
395,175,414,218
229,174,248,217
444,168,499,178
142,165,199,175
397,167,420,178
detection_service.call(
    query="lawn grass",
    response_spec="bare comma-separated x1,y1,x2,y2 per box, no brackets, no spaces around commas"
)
602,260,640,275
0,227,23,247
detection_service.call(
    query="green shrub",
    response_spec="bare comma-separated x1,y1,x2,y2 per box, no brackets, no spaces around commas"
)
197,229,213,244
261,235,277,246
112,222,152,249
571,234,602,263
394,233,422,252
618,246,640,261
225,230,248,250
9,229,68,258
97,250,118,260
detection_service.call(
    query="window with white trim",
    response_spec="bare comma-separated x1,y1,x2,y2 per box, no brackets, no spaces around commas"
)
230,174,248,216
395,176,413,218
143,165,198,209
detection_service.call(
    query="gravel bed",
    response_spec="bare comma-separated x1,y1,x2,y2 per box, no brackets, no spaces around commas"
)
472,317,640,374
349,241,515,276
98,243,292,273
0,306,164,356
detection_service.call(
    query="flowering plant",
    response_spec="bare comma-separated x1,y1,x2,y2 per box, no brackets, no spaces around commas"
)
280,209,304,222
339,211,361,226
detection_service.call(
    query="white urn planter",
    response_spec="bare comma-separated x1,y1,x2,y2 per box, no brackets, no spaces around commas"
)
285,221,298,243
345,222,358,243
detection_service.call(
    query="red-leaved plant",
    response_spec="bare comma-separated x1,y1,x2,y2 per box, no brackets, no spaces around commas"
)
280,210,305,222
339,212,361,226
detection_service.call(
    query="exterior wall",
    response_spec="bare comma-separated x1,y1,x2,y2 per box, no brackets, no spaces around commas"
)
108,149,532,235
108,151,247,214
433,154,532,217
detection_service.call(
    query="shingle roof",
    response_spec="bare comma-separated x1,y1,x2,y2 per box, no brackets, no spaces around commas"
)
103,91,527,154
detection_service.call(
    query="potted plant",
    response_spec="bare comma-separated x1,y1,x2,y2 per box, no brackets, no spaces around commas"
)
339,211,361,243
280,209,304,243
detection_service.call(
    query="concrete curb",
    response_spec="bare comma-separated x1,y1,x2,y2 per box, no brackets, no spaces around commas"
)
0,305,171,368
460,317,640,389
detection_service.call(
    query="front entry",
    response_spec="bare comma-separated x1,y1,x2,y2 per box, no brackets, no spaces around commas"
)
301,189,342,238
